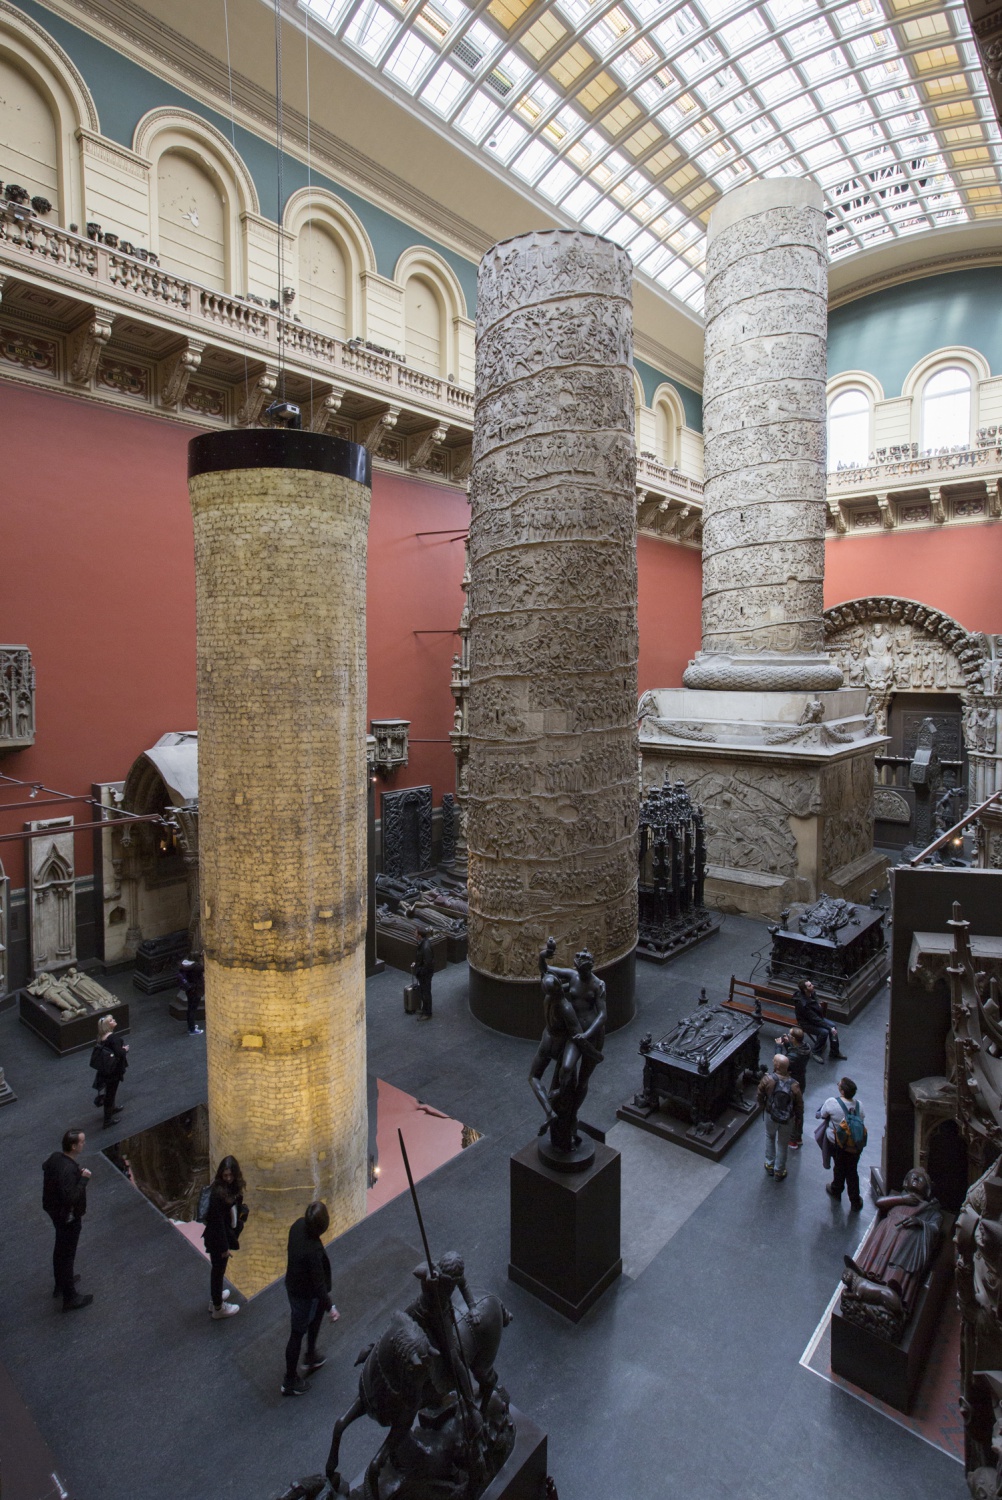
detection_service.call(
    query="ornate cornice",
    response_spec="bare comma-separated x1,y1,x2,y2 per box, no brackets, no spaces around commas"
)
31,0,495,263
828,246,1002,311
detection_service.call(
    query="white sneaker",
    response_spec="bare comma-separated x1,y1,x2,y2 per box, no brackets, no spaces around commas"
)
207,1290,231,1314
211,1302,239,1319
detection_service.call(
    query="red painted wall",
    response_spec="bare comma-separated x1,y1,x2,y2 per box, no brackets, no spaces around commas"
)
0,383,468,887
824,526,1002,633
637,534,702,693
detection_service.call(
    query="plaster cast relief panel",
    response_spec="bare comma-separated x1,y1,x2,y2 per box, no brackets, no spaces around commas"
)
0,647,35,749
645,761,802,878
28,817,76,974
686,184,837,693
467,230,638,984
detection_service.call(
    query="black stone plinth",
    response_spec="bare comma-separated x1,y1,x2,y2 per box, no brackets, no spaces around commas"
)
616,1086,762,1162
17,992,130,1055
481,1408,548,1500
509,1139,621,1322
132,930,189,994
471,947,635,1040
830,1219,955,1414
167,994,205,1025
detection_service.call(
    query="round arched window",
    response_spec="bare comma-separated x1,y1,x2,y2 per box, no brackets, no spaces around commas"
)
827,388,870,470
921,367,971,452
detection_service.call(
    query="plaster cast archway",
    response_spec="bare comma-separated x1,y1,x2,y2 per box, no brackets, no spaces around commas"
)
823,596,1002,805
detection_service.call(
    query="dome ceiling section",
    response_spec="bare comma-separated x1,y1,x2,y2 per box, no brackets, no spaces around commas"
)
299,0,1002,313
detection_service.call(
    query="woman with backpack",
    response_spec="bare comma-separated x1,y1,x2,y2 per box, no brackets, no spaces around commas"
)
817,1076,867,1211
202,1156,248,1319
756,1054,804,1181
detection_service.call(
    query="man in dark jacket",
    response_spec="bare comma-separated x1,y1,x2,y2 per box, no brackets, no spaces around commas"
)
412,927,434,1021
42,1128,93,1310
282,1201,338,1396
794,979,846,1062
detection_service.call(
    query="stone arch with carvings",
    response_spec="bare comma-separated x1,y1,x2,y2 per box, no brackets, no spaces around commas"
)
823,596,1002,804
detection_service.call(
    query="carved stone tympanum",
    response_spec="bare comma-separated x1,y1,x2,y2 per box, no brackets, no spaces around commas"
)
467,230,638,1037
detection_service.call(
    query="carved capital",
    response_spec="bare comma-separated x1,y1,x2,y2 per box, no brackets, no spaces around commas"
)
876,492,895,530
357,405,400,454
988,480,1002,521
235,370,278,427
306,387,345,433
828,496,848,535
159,341,205,409
930,487,946,525
408,422,449,471
67,312,113,385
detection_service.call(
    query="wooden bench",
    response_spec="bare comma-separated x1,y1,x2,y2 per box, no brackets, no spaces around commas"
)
722,976,799,1029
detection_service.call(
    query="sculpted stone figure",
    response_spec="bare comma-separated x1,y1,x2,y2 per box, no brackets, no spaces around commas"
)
529,941,607,1166
840,1168,944,1341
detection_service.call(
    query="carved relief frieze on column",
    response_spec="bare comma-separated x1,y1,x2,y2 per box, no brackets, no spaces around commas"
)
685,180,841,693
67,310,113,386
467,229,638,1038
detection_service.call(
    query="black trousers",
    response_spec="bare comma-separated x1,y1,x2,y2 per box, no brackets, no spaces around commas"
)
103,1077,120,1125
831,1144,862,1206
806,1018,840,1056
210,1251,229,1308
186,991,202,1032
51,1216,82,1300
417,973,433,1017
285,1294,325,1383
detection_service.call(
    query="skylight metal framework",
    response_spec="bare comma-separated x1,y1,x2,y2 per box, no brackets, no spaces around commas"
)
299,0,1002,314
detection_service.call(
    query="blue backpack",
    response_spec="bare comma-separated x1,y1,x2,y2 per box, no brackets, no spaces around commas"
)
834,1099,867,1154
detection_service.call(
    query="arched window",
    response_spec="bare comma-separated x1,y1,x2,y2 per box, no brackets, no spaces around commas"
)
297,222,349,341
156,149,226,289
921,367,971,451
0,54,59,211
655,402,678,466
827,388,870,470
404,274,443,376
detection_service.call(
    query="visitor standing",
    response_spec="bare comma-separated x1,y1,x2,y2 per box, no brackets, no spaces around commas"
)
42,1128,93,1310
775,1025,812,1149
757,1055,803,1181
178,955,204,1036
92,1015,128,1128
203,1156,247,1319
282,1201,339,1397
818,1076,867,1212
412,927,434,1021
795,979,846,1063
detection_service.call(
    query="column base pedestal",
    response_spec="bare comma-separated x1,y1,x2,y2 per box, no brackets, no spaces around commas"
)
470,948,634,1040
508,1139,621,1322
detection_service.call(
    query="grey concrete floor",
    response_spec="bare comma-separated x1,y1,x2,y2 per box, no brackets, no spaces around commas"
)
0,917,966,1499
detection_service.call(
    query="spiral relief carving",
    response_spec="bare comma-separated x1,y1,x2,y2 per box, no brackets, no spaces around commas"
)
467,231,639,993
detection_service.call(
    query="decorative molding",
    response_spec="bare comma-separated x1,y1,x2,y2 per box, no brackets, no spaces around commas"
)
235,370,277,427
96,354,147,396
828,245,1002,311
408,422,449,472
67,310,113,384
159,340,204,408
306,388,344,433
0,323,57,374
75,126,149,179
358,405,400,454
0,0,100,132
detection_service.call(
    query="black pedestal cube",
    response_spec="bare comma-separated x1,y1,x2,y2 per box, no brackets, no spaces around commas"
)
508,1139,622,1322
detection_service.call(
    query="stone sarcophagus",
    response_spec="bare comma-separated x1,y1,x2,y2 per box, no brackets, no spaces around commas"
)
766,893,888,1017
618,1004,762,1160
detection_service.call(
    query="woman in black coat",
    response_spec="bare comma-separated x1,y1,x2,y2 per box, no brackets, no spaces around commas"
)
203,1156,247,1319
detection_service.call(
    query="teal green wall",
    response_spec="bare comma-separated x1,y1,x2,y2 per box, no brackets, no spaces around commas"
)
20,1,702,409
828,268,1001,396
634,358,702,431
21,0,480,307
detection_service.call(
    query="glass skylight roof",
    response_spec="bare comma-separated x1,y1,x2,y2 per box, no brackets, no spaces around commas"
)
299,0,1002,314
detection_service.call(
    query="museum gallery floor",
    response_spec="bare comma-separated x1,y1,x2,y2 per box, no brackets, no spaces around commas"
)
0,917,965,1500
